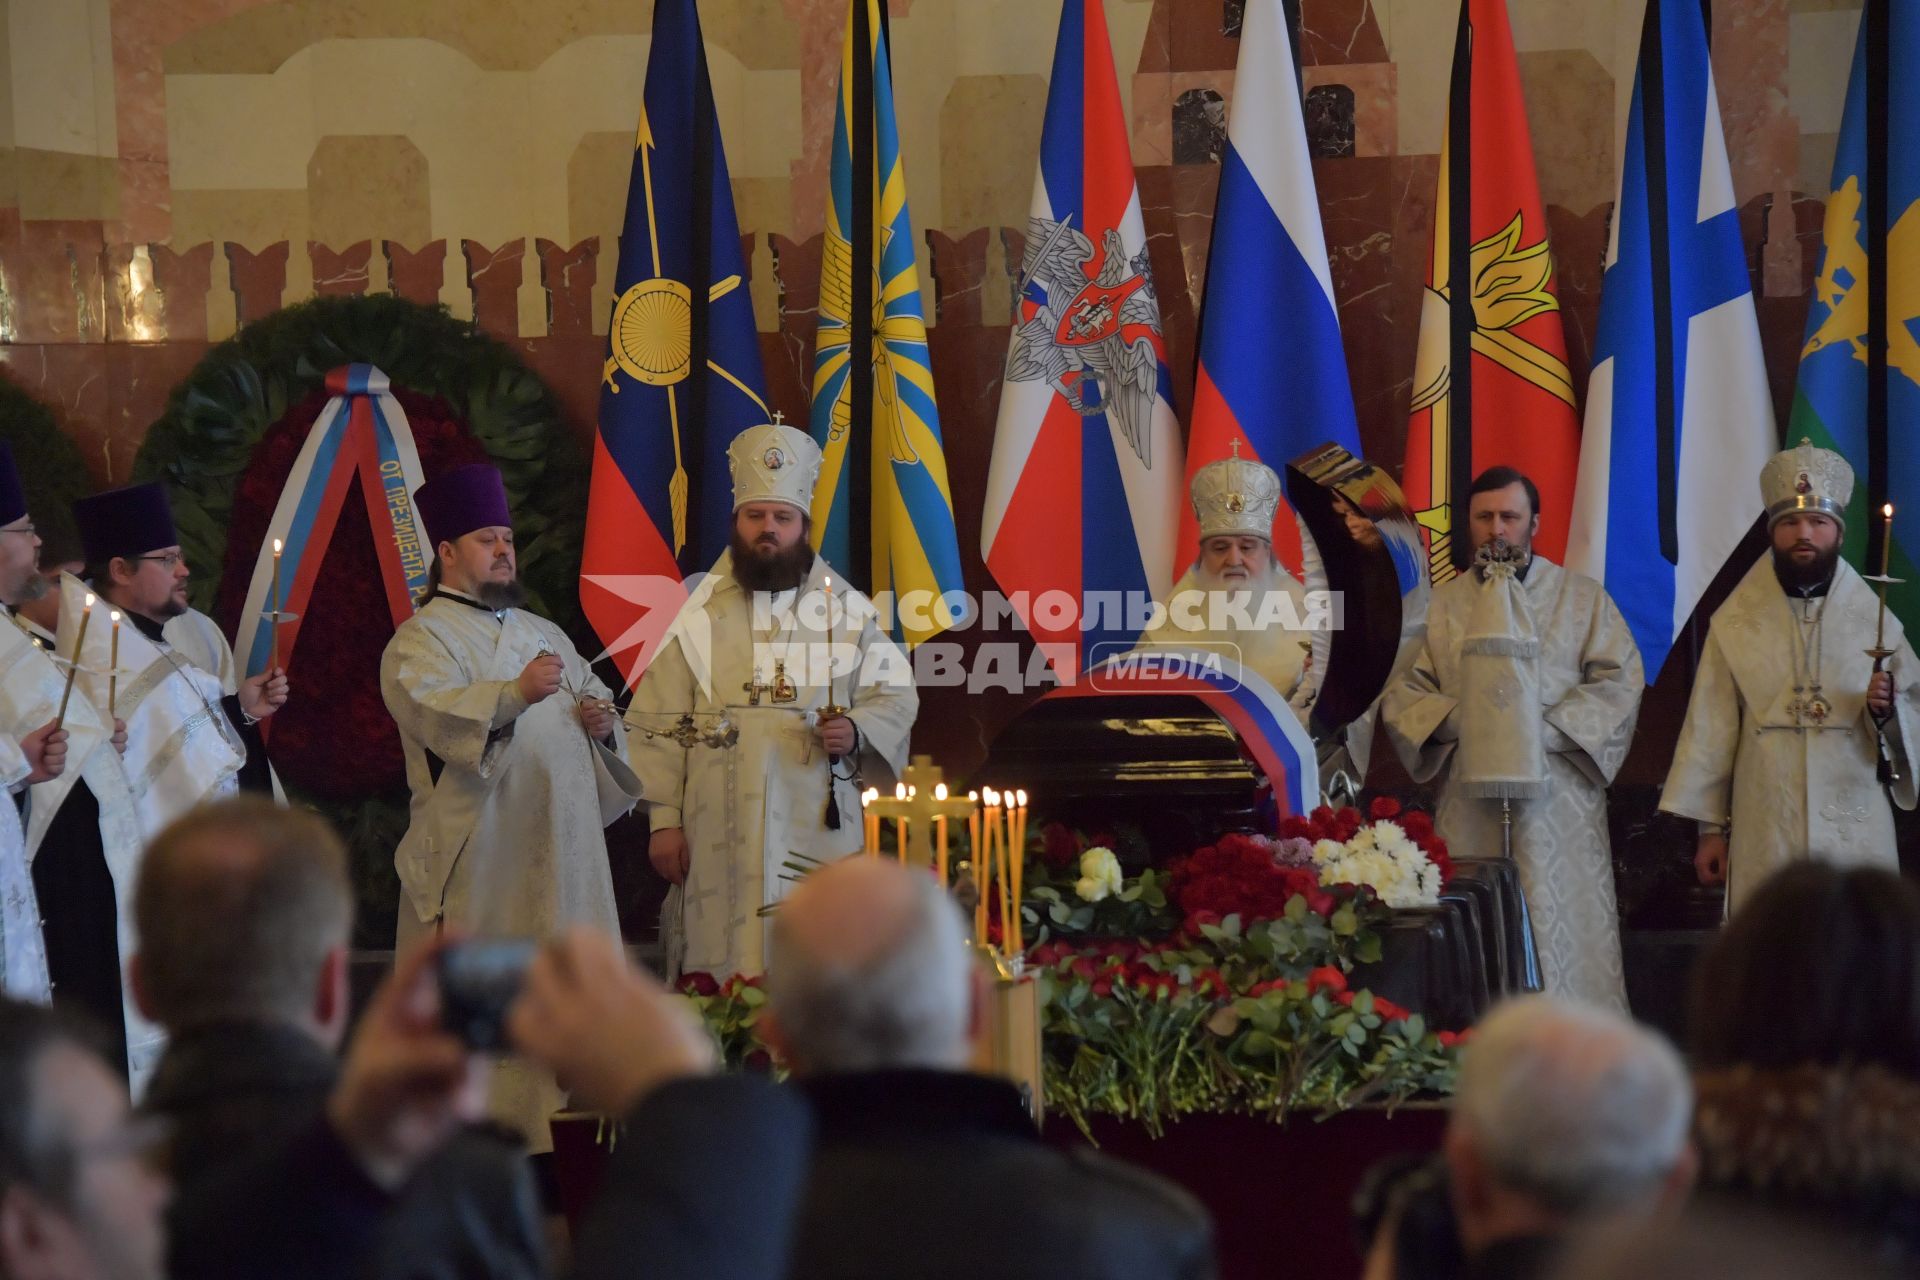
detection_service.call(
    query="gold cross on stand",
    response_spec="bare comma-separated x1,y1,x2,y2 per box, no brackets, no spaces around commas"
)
864,755,977,869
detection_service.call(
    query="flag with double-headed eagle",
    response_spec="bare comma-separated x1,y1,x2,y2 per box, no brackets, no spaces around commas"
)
1782,0,1920,635
1402,0,1581,584
581,0,771,685
980,0,1184,678
1180,0,1360,579
1565,0,1775,680
809,0,964,646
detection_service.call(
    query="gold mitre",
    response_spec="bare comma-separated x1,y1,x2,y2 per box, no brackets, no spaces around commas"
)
728,415,821,512
1191,440,1282,541
1761,437,1853,529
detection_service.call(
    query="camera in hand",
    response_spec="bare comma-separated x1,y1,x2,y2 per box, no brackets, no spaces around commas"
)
437,939,538,1051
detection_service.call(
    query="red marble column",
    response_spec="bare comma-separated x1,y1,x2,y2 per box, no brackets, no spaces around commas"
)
461,238,525,339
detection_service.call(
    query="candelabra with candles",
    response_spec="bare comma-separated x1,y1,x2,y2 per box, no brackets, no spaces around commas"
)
860,759,1041,1119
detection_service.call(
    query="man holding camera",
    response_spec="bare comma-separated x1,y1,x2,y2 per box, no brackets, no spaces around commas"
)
380,463,643,1148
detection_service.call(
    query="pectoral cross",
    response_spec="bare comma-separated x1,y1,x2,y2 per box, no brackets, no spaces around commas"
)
743,673,771,706
770,659,798,704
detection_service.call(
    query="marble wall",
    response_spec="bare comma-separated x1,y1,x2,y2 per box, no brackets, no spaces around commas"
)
0,0,1866,792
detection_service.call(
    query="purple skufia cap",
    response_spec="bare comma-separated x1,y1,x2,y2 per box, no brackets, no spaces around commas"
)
73,481,179,563
0,440,23,527
415,463,512,547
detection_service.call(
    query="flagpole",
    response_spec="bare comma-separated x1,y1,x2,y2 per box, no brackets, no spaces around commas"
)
1865,0,1890,553
685,5,717,578
849,0,876,596
1445,0,1473,577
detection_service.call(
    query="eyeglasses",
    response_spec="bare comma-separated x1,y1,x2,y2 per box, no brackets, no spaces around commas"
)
0,522,35,538
131,553,184,572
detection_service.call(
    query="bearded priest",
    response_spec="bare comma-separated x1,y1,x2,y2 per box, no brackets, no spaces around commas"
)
630,421,918,980
1662,441,1919,912
1138,444,1324,719
70,481,284,815
381,462,642,1148
0,445,152,1083
1380,466,1644,1011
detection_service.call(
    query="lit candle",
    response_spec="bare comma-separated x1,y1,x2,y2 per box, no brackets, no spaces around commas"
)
980,787,1000,945
823,575,837,709
894,781,908,864
107,611,121,721
1010,789,1029,952
934,782,950,886
270,538,284,673
994,789,1013,953
862,788,879,858
1878,504,1896,651
968,791,983,939
55,593,94,730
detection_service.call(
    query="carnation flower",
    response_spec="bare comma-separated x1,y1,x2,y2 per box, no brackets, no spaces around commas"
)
1075,846,1124,902
1272,836,1315,869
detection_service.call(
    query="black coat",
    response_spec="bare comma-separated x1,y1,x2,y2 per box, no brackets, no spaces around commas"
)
148,1020,545,1280
788,1068,1216,1280
167,1072,814,1280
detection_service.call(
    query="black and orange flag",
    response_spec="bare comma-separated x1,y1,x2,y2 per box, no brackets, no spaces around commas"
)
1402,0,1581,582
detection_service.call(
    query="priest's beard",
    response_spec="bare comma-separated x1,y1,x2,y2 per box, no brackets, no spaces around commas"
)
1773,540,1840,593
1194,561,1277,595
474,579,527,610
732,530,815,593
5,567,49,608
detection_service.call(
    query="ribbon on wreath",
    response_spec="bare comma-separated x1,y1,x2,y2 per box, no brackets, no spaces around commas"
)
233,364,432,679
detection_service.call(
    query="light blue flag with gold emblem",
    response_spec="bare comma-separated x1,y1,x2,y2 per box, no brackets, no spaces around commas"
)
809,0,963,646
1787,0,1920,633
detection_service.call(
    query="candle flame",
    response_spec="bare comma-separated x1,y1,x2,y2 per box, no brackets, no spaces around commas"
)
1886,503,1896,519
895,782,907,800
109,610,120,622
968,790,979,802
274,537,284,554
1015,789,1028,807
935,782,948,800
84,592,95,608
907,785,916,798
983,786,1000,806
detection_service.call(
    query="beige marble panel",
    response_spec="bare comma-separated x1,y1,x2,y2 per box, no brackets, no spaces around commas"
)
939,74,1045,234
308,135,429,250
10,0,116,156
569,129,628,335
12,148,120,221
160,0,799,75
1787,8,1861,143
1516,49,1613,215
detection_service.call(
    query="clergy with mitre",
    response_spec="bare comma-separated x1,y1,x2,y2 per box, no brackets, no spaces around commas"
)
1662,441,1920,911
1381,466,1644,1012
380,462,642,1146
1138,443,1323,718
0,445,152,1082
66,482,284,832
630,420,918,979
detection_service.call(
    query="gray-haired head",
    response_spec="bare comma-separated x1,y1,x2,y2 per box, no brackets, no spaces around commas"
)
768,857,973,1075
1451,995,1692,1216
133,797,353,1037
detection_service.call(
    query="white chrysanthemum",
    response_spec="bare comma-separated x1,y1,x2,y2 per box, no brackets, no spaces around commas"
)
1075,846,1123,903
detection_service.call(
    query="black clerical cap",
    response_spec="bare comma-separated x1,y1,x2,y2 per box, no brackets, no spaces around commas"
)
0,441,23,527
73,481,180,564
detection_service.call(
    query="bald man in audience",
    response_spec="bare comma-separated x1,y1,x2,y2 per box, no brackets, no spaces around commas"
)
1444,996,1697,1280
765,857,1217,1280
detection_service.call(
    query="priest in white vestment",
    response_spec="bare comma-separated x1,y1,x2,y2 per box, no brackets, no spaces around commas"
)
631,421,918,979
1381,467,1644,1011
381,462,642,1147
0,445,151,1080
71,481,286,809
1139,444,1324,720
1662,441,1919,912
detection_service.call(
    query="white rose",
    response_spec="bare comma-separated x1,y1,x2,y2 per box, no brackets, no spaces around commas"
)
1076,846,1123,902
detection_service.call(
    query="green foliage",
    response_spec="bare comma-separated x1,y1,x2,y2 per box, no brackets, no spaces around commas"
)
133,293,588,631
0,373,91,560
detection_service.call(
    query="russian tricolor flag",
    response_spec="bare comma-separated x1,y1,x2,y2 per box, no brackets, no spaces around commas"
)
981,0,1183,677
1181,0,1360,578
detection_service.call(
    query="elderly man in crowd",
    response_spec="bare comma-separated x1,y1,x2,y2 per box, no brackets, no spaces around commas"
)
764,856,1217,1280
1445,995,1696,1279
